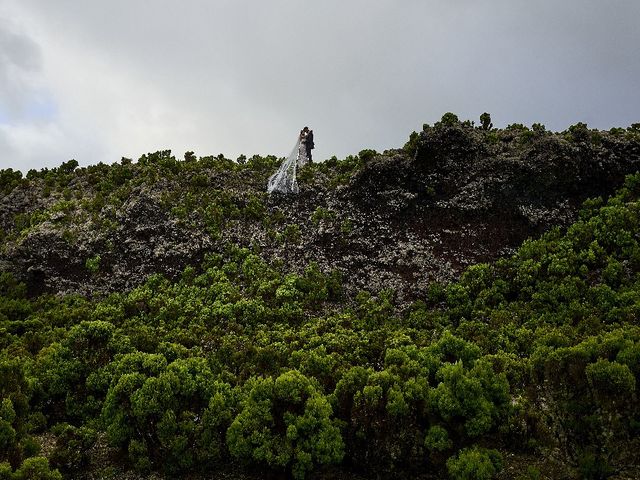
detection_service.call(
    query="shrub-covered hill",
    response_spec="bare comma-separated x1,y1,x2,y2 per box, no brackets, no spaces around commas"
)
1,116,640,305
0,115,639,480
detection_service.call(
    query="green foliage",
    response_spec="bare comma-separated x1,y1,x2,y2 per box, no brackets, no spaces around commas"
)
310,207,336,226
516,466,542,480
446,447,503,480
0,399,17,457
315,154,363,188
506,123,528,132
0,169,24,196
85,254,101,274
424,425,452,452
10,457,62,480
340,218,353,235
332,361,429,472
101,356,231,473
531,123,546,133
243,194,266,220
35,320,131,422
403,131,420,155
358,149,378,163
565,122,591,142
439,112,460,127
0,352,41,469
279,224,301,244
430,360,510,438
586,359,635,396
0,462,11,480
58,160,79,175
227,370,344,479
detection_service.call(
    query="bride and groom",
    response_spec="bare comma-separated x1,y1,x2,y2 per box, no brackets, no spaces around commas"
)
298,126,314,165
266,126,315,194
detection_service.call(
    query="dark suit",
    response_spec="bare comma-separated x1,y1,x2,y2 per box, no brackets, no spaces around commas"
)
306,131,314,162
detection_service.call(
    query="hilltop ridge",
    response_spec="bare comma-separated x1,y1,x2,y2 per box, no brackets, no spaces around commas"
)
1,115,639,305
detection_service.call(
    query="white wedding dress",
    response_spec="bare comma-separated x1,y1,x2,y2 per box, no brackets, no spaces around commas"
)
298,133,309,167
267,134,308,194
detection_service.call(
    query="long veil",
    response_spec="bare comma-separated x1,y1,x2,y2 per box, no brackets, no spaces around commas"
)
267,139,300,194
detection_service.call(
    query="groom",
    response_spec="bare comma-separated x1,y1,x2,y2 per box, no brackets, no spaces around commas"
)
305,127,314,163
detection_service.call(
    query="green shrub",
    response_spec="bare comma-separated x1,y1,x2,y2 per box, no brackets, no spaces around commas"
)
12,457,62,480
243,194,266,220
332,359,431,473
358,149,377,163
425,425,452,453
280,224,301,244
85,255,101,274
101,356,233,473
531,123,546,133
403,131,419,155
429,359,510,439
310,207,335,226
439,112,460,127
446,447,503,480
227,370,343,479
340,218,353,235
586,359,636,396
0,355,35,467
516,466,542,480
0,169,23,196
0,462,11,480
565,122,591,142
58,160,78,175
35,320,131,421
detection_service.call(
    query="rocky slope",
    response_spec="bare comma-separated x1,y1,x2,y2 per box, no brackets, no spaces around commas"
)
1,117,639,306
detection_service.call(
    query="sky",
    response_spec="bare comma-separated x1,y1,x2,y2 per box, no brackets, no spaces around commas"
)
1,0,639,171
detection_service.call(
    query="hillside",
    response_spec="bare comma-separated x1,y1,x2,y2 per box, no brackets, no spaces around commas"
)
2,117,640,305
1,115,640,479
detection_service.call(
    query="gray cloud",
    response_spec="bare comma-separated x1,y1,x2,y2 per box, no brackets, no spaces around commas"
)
0,16,43,117
1,0,639,171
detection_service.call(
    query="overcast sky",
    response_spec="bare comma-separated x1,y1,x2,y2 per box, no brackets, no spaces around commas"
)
1,1,639,171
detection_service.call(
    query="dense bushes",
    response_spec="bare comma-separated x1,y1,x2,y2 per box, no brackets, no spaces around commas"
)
101,356,229,472
1,171,640,478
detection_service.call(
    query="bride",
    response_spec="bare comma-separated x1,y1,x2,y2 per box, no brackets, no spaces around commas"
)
266,126,311,194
